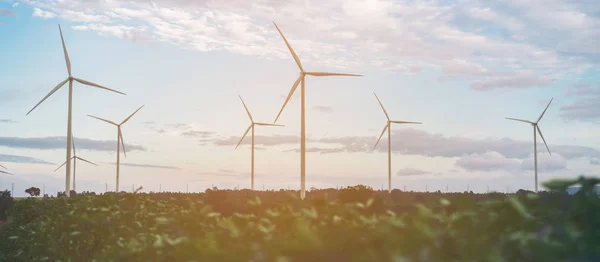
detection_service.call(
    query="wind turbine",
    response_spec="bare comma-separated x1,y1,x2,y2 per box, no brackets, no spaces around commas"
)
505,98,553,192
88,105,144,192
272,21,363,200
0,164,13,176
235,95,284,190
26,24,126,195
54,134,98,192
373,92,422,193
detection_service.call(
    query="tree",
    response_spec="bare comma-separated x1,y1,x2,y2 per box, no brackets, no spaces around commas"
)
25,187,41,197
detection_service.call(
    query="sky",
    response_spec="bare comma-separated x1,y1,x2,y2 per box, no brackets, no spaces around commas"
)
0,0,599,197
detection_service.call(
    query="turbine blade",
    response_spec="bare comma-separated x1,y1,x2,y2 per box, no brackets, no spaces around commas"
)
121,105,144,125
273,22,304,71
72,134,76,156
255,122,285,127
0,170,13,176
73,77,126,96
58,24,72,76
119,128,127,158
536,126,551,155
0,164,6,170
239,96,253,122
88,115,118,126
76,157,98,166
26,78,69,116
391,120,423,124
537,98,553,123
374,123,389,149
54,160,68,172
373,92,390,121
235,125,252,150
305,72,363,77
505,117,534,124
274,76,302,123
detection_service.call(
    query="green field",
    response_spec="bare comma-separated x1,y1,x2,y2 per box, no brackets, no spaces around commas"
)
1,177,599,262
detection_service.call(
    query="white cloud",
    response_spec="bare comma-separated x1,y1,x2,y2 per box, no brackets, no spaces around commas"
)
455,151,521,172
21,0,600,90
12,3,19,8
520,153,568,172
32,8,56,19
396,168,431,176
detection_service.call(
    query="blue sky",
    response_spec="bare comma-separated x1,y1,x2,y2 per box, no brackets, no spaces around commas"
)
0,0,599,196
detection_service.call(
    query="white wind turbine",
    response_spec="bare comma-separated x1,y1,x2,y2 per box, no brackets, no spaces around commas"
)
373,92,422,193
505,98,553,193
88,105,144,192
235,95,284,191
54,134,98,192
272,21,363,200
26,24,126,195
0,164,13,176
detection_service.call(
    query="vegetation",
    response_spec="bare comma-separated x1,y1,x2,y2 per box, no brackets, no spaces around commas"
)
25,187,41,197
0,177,599,262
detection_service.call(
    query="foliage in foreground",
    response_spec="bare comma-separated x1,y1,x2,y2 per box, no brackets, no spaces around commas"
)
0,177,599,262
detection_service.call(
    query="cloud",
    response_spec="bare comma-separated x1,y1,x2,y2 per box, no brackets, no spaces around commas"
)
208,128,600,161
0,8,14,17
72,23,151,42
182,130,215,138
0,137,146,152
141,121,155,126
19,0,599,90
32,8,56,19
560,83,600,122
591,158,600,165
520,153,568,172
396,168,431,176
12,3,19,8
0,154,54,165
470,72,554,91
214,135,299,147
312,105,334,113
108,162,180,170
218,168,236,173
455,151,521,172
0,119,17,124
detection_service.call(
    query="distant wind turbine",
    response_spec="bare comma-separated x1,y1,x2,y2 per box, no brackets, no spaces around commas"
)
235,95,284,190
54,134,98,192
88,105,144,192
26,24,126,195
272,21,363,199
373,92,422,193
505,98,553,192
0,164,13,176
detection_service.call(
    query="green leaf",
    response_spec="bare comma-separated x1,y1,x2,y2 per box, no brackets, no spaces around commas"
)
542,178,578,191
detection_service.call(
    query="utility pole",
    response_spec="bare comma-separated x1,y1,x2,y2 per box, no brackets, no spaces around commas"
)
11,183,14,195
467,184,470,192
159,184,162,192
425,185,428,192
186,184,189,193
446,184,448,193
105,182,108,193
487,185,490,193
403,185,406,191
43,184,46,195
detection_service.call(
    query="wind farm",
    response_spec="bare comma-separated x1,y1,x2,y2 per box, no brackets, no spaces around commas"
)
373,92,422,193
87,105,144,192
505,98,554,192
53,134,98,192
235,95,284,191
23,24,126,196
0,2,599,261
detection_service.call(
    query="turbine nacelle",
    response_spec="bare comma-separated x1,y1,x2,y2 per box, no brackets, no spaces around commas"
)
373,92,422,149
505,98,553,155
